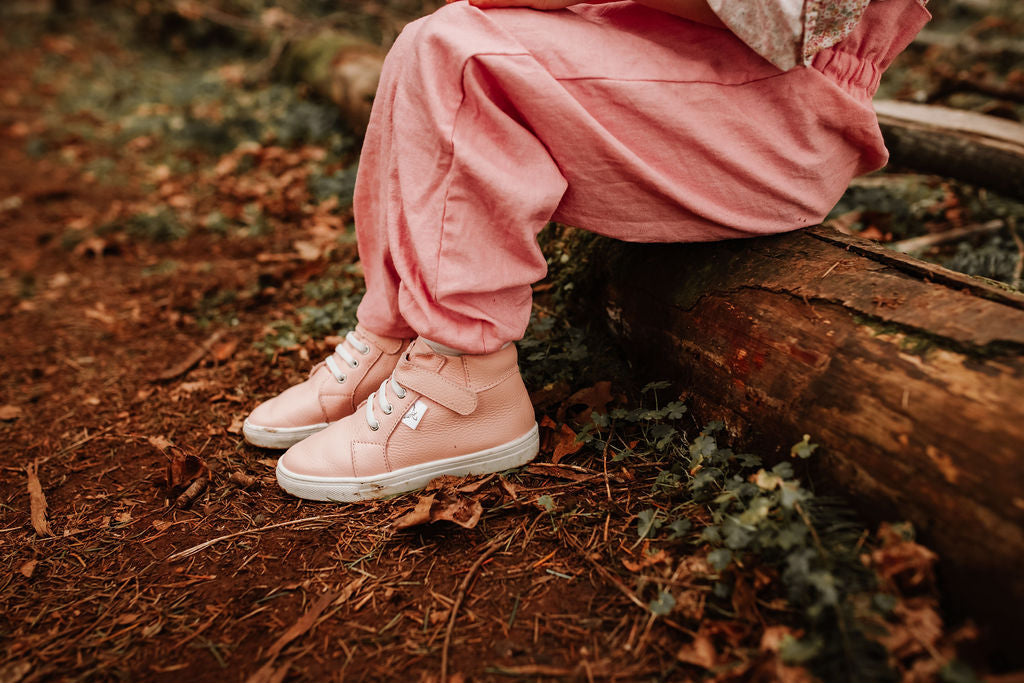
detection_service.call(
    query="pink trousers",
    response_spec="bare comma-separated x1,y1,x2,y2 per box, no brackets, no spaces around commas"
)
353,0,930,354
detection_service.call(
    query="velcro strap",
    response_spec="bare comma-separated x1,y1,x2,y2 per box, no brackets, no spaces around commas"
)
394,366,478,416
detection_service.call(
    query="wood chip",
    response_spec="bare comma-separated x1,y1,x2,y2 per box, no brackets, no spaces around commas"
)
0,404,23,421
25,461,52,537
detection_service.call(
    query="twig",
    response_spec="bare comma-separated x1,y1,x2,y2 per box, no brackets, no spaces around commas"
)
155,330,224,381
175,477,208,508
888,219,1004,254
440,535,508,681
562,531,648,612
1009,217,1023,291
166,514,346,561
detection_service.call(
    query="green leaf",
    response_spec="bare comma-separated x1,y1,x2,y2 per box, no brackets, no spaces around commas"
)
648,590,676,617
780,634,824,664
665,401,687,420
537,495,555,513
667,518,692,540
637,508,662,539
641,380,672,394
790,434,819,459
708,548,732,570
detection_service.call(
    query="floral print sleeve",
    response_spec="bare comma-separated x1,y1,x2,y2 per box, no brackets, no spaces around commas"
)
705,0,923,71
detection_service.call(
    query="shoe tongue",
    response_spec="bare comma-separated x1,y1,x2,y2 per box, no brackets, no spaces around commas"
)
407,338,442,364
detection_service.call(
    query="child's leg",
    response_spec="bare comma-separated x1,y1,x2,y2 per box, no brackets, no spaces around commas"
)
352,0,920,355
274,0,929,498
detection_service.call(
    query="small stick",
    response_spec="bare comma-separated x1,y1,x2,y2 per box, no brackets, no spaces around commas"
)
167,514,346,561
888,219,1004,254
1008,217,1023,291
440,536,508,680
175,478,208,508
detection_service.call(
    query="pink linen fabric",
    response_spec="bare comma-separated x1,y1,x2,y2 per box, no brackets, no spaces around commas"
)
353,0,931,354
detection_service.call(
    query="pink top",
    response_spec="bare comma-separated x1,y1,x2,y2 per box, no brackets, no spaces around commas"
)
707,0,926,70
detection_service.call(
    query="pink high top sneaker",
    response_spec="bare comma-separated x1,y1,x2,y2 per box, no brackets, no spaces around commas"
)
275,338,540,501
243,326,411,449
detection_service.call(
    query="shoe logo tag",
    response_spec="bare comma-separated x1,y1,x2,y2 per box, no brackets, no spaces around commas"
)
402,400,428,430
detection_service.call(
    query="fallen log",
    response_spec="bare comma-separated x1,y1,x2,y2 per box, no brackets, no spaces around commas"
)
591,225,1024,659
874,100,1024,200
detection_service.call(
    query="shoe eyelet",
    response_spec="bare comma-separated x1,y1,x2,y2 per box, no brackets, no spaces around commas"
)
360,345,370,355
369,423,379,431
351,360,359,368
383,405,393,415
336,375,346,383
396,390,407,399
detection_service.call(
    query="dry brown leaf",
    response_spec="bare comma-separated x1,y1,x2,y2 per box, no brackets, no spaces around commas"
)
18,560,37,579
524,464,592,482
498,476,520,502
551,423,585,465
621,549,669,572
869,523,938,588
875,596,944,659
166,449,209,489
210,338,239,362
147,435,174,452
392,493,484,530
247,589,338,683
676,632,717,669
0,404,23,421
25,461,52,537
559,380,613,424
227,416,244,435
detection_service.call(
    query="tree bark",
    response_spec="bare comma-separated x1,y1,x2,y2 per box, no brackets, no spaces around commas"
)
874,100,1024,200
590,225,1024,658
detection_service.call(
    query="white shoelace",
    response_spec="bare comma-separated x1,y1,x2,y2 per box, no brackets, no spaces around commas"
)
365,376,407,431
324,331,371,383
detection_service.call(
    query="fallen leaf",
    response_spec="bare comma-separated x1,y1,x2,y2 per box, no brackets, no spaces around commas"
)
147,435,174,452
211,338,239,362
166,449,209,489
621,549,669,572
247,589,338,683
524,464,592,482
227,415,244,435
392,493,483,530
115,511,133,524
559,380,613,424
0,405,23,421
18,560,37,578
551,424,584,464
869,522,937,588
25,461,52,537
676,632,717,669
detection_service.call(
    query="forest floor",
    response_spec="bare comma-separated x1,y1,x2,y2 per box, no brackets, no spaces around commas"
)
1,2,1022,682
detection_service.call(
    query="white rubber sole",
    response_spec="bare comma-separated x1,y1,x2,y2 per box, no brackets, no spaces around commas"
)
276,423,540,502
243,420,329,450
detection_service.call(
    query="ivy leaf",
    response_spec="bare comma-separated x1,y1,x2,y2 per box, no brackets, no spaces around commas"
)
641,380,672,394
668,518,692,540
648,590,676,617
780,634,824,664
708,548,732,570
637,508,662,539
665,401,687,420
790,434,819,459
